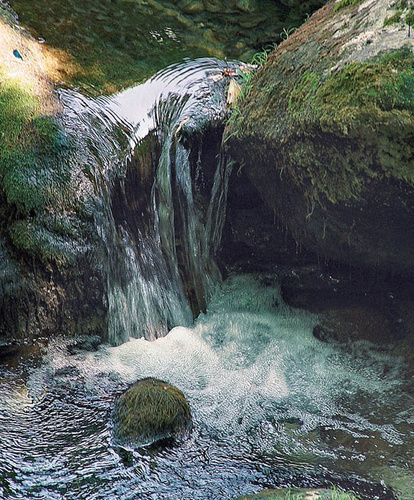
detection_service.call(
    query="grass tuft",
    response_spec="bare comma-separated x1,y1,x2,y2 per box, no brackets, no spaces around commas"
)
334,0,364,12
225,48,270,140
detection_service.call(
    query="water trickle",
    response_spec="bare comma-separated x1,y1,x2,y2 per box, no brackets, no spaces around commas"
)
60,58,237,344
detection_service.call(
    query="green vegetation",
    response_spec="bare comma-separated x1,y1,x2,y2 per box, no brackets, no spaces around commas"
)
225,49,270,140
317,48,414,123
113,377,192,447
406,8,414,25
333,0,364,12
282,489,358,500
383,11,403,26
8,218,82,266
284,48,414,204
0,70,76,264
384,1,414,27
288,71,320,121
280,26,297,41
239,486,360,499
0,73,64,212
391,0,408,8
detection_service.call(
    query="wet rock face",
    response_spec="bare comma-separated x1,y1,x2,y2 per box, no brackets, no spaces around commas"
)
112,377,192,449
225,0,414,275
0,237,106,342
220,167,317,270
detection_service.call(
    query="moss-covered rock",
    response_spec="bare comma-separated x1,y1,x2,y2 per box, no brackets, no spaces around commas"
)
235,488,358,499
225,0,414,275
112,377,192,448
0,11,107,341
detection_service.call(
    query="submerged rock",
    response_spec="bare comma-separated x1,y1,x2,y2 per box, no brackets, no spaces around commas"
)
112,377,192,448
225,0,414,275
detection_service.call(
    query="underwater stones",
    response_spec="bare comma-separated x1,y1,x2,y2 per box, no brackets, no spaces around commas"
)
112,377,192,448
235,0,258,13
204,0,223,13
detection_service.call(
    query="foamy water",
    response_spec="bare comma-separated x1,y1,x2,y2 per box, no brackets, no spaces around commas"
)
1,274,412,499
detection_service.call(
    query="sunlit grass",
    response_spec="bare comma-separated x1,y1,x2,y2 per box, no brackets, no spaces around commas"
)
333,0,365,12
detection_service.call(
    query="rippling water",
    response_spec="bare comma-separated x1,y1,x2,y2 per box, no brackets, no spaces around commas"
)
1,274,412,499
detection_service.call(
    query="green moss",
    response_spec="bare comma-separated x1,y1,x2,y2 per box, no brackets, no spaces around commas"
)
333,0,364,12
288,71,320,121
316,48,414,125
238,487,360,499
0,69,77,266
113,377,192,447
9,217,84,266
283,490,358,500
283,48,414,204
383,11,402,26
0,75,38,147
0,74,60,210
1,130,69,215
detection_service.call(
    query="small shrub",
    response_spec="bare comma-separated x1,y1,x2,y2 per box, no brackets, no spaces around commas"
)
406,8,414,25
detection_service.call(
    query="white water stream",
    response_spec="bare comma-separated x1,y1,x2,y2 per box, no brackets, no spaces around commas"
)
1,273,411,499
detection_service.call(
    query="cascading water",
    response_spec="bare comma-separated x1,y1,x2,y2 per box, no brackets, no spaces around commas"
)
59,59,237,344
0,273,411,499
1,57,413,500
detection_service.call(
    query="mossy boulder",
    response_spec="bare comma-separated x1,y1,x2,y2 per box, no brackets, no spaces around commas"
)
235,489,358,499
0,11,107,342
225,0,414,275
112,377,192,448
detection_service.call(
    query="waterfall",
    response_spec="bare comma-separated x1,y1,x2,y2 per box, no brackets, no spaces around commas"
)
106,227,191,344
60,58,238,345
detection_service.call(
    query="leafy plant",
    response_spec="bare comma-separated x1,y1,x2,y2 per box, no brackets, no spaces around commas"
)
280,26,297,40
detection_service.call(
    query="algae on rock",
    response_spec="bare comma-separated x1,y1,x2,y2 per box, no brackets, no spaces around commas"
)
225,0,414,274
112,377,192,448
